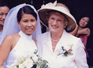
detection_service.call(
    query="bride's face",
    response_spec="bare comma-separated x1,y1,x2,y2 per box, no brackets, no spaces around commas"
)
18,13,37,35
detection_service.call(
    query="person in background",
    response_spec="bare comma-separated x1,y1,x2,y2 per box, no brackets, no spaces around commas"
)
0,3,42,68
0,3,10,40
76,15,90,57
38,1,88,68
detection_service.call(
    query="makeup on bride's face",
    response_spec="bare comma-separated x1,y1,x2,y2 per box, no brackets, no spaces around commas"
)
18,13,37,35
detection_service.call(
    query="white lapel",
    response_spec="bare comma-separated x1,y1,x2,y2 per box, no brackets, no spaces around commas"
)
54,30,68,52
43,31,53,52
43,30,71,54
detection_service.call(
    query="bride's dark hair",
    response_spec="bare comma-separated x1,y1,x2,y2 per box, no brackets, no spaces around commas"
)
17,6,37,22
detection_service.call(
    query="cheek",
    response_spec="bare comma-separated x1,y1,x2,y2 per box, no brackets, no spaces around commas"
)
79,21,82,25
48,20,51,26
60,22,65,27
20,25,25,29
60,24,64,29
84,23,88,26
33,22,37,28
19,23,26,29
79,20,82,24
48,18,53,23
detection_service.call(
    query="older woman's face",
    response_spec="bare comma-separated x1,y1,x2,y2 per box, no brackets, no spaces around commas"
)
79,17,89,28
48,12,66,33
0,6,9,25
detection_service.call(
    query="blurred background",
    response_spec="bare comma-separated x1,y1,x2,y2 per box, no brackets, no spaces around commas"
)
0,0,93,66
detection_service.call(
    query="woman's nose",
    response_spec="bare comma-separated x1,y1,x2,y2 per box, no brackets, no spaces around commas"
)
53,20,57,25
27,22,32,26
2,15,6,20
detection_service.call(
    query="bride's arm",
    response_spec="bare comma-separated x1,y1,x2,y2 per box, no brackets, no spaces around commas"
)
0,35,13,66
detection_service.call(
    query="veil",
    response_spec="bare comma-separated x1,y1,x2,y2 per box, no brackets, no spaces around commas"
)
0,3,42,57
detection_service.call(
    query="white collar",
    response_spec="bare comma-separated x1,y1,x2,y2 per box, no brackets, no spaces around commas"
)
44,30,68,43
19,30,32,40
44,30,68,52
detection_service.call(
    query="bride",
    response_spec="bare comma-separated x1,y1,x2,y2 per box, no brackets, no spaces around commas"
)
0,3,42,68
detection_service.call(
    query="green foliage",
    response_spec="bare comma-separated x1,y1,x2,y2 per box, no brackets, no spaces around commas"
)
33,50,49,68
64,51,68,56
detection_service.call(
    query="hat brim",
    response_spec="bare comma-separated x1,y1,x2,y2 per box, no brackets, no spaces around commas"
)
38,8,76,31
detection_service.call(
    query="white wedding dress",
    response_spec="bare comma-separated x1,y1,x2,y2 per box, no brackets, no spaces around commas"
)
5,31,37,68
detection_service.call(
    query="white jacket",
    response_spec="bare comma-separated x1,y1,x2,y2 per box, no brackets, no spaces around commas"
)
42,30,88,68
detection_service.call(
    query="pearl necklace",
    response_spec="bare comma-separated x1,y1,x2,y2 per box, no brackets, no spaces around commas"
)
52,46,55,48
51,38,60,42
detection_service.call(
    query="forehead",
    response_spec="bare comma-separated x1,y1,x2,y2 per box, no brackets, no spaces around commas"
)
0,6,9,12
21,14,35,19
82,17,89,20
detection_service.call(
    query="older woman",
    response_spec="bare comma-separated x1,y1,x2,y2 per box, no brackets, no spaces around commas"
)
38,1,88,68
77,16,90,51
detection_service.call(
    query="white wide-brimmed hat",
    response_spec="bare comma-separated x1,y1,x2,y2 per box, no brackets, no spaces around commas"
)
38,1,77,31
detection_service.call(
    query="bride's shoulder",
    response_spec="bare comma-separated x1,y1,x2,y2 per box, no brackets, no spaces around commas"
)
6,33,20,39
4,33,20,43
1,33,20,48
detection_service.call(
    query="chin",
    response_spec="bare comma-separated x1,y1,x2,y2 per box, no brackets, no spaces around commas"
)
25,32,33,35
50,30,58,33
26,33,32,35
